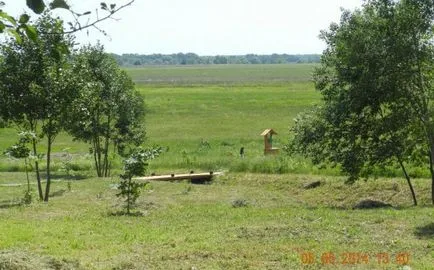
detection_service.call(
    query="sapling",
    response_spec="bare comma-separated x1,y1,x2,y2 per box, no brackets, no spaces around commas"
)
117,147,162,215
4,131,36,204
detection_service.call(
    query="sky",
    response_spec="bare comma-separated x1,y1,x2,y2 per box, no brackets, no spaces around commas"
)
4,0,364,55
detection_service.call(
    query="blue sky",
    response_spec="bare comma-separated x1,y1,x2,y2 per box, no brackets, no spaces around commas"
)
4,0,363,55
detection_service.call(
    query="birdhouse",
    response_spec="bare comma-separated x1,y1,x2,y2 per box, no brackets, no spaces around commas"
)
260,129,279,155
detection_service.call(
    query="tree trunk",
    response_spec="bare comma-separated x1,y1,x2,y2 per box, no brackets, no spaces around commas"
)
103,138,110,177
398,158,417,206
32,137,43,200
96,135,102,176
24,158,30,193
44,135,52,202
429,144,434,205
103,114,111,177
127,178,131,214
92,139,101,177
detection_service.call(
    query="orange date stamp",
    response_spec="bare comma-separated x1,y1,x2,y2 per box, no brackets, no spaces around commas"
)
300,251,410,266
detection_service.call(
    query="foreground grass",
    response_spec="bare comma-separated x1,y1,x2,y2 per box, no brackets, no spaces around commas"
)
0,172,432,269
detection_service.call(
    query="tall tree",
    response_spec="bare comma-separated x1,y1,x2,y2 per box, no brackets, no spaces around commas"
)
0,14,78,201
66,45,146,177
288,0,434,205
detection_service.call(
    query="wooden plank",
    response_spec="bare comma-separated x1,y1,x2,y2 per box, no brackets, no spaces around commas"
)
133,172,222,182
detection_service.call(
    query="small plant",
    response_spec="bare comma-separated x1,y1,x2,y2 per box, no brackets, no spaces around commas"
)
117,147,162,215
22,190,32,205
60,148,75,192
60,148,75,178
181,149,193,166
198,139,211,151
4,131,36,204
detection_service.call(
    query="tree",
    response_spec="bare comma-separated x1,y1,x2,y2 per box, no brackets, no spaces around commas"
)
66,44,146,177
117,147,162,215
0,14,79,201
0,1,136,202
0,26,46,200
288,0,434,205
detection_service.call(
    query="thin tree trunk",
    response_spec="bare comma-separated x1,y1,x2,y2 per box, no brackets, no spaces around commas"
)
96,135,102,176
103,141,109,177
32,136,43,200
103,114,111,177
103,143,109,177
127,177,131,214
44,134,52,202
92,139,101,177
397,158,417,206
24,158,30,193
429,144,434,205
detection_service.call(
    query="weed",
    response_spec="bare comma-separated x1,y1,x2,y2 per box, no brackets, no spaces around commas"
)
21,189,32,205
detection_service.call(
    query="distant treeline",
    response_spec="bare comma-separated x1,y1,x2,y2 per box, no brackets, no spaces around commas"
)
110,53,321,66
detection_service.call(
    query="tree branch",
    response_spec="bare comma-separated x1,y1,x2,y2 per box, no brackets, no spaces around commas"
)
63,0,135,34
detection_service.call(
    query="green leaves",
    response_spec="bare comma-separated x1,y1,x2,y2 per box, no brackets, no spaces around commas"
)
0,11,17,26
101,2,117,13
290,0,434,188
49,0,70,10
7,29,22,44
117,147,162,214
26,0,46,14
19,14,30,24
23,24,37,40
26,0,70,14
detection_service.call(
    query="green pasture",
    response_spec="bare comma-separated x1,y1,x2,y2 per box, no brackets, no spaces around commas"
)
141,82,320,174
126,63,316,86
0,64,322,175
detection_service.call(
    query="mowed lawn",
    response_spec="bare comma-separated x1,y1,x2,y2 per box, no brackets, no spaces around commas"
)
0,64,433,269
0,172,433,269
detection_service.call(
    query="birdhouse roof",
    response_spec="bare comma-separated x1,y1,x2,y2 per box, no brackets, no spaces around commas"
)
260,129,277,136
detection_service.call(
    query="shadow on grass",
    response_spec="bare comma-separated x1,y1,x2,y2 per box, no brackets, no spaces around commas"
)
415,223,434,239
108,210,144,217
49,189,66,198
0,199,22,209
40,173,88,181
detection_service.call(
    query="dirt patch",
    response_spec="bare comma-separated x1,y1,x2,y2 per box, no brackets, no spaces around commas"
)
0,250,83,270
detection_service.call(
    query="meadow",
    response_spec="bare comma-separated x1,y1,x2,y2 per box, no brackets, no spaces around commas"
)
0,64,323,175
0,64,433,269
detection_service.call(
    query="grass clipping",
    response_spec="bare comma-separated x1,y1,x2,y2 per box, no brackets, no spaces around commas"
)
0,250,83,270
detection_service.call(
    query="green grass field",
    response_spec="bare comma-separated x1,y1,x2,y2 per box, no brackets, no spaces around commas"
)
0,64,433,269
127,64,316,86
0,64,322,175
0,173,432,269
